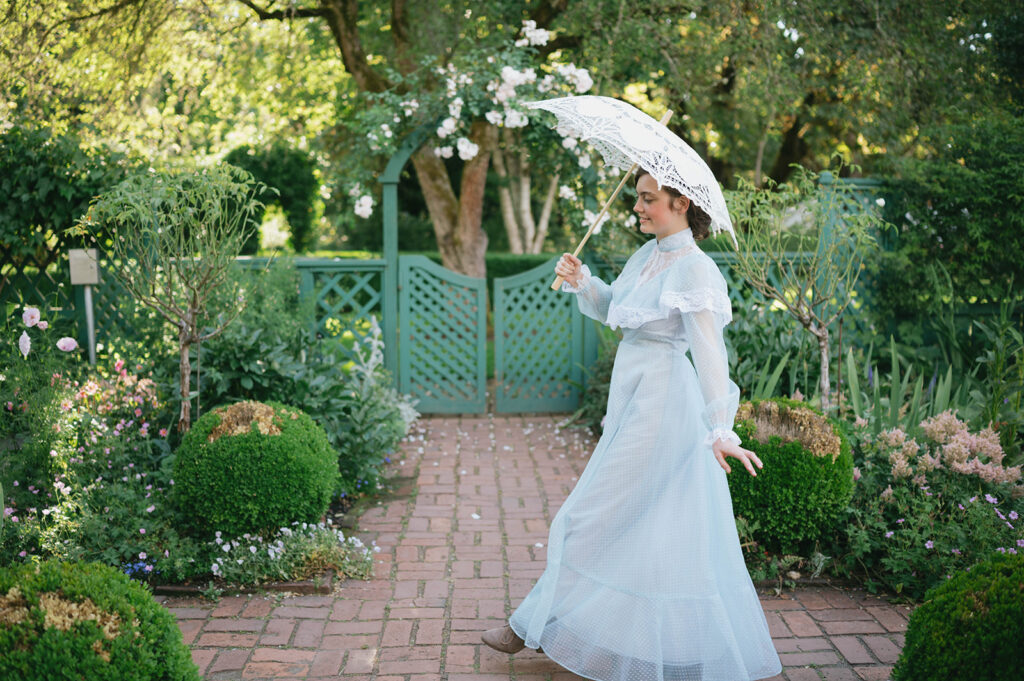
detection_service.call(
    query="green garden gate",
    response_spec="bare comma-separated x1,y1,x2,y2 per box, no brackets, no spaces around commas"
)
398,255,487,413
494,257,586,412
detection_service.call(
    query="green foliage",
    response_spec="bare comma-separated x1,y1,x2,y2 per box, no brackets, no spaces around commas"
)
76,163,269,431
0,124,128,262
832,412,1023,600
207,521,374,587
181,260,416,499
892,552,1024,681
865,112,1024,320
0,560,199,681
727,166,889,410
172,401,338,538
0,303,81,524
728,399,855,552
224,143,319,253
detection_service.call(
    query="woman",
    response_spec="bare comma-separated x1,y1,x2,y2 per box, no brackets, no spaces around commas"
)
481,169,783,681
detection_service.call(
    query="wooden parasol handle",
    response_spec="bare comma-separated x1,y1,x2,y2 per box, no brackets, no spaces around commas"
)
551,109,674,291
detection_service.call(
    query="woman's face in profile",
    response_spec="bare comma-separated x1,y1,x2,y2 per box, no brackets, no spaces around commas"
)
633,174,688,238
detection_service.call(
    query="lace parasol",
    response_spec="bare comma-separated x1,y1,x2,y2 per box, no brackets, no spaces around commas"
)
527,95,735,245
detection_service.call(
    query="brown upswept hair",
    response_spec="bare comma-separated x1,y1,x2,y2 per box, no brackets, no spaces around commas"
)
634,168,711,241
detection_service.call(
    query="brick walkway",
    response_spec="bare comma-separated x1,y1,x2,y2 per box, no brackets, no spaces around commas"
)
159,415,912,681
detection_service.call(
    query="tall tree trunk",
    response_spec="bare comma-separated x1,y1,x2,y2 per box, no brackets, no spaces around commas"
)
813,323,831,412
178,323,192,433
492,146,524,254
411,121,497,278
532,172,560,253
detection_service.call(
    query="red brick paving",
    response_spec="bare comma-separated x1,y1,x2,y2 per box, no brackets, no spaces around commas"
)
158,415,912,680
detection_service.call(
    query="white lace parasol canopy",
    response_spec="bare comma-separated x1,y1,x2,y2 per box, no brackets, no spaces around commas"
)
526,95,735,245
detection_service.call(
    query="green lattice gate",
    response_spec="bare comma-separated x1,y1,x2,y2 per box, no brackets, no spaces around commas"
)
494,257,584,412
398,255,487,413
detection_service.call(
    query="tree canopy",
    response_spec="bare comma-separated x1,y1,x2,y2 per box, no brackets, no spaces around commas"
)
1,0,1018,266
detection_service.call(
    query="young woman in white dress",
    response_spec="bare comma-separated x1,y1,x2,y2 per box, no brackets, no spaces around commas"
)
481,169,783,681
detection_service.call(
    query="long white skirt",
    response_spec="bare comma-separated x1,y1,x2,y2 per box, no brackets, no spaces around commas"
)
510,334,782,681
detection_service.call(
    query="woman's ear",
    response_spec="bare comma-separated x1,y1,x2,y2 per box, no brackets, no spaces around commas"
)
674,195,691,213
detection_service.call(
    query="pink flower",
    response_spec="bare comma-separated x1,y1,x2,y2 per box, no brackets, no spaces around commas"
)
56,337,78,352
114,359,125,372
158,428,168,438
139,528,146,534
18,331,30,358
146,505,155,513
22,307,40,327
37,320,49,330
925,540,934,549
134,408,142,417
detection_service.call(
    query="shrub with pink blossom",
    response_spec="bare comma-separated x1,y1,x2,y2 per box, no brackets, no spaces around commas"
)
830,410,1024,599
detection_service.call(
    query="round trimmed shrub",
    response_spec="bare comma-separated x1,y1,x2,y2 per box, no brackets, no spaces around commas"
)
893,552,1024,681
172,401,337,537
0,560,199,681
726,398,854,551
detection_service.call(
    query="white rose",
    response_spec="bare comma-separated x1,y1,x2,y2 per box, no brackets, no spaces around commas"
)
504,110,528,128
456,137,479,161
354,195,374,219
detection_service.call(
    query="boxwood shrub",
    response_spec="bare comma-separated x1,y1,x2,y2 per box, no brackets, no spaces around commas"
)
893,552,1024,681
727,398,855,551
0,560,198,681
172,401,337,537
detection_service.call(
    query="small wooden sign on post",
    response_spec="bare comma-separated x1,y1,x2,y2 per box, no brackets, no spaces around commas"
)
68,249,100,365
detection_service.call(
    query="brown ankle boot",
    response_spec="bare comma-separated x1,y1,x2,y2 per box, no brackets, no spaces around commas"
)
481,624,525,653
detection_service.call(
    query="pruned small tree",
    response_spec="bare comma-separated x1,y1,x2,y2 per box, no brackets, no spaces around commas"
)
76,164,267,432
727,166,889,412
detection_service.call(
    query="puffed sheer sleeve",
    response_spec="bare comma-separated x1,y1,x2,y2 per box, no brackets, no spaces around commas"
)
561,265,612,324
664,258,742,447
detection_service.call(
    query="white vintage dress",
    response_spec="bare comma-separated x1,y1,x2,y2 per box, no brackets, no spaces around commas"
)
509,228,782,681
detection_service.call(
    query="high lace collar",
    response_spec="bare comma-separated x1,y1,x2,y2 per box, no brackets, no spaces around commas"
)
656,228,695,252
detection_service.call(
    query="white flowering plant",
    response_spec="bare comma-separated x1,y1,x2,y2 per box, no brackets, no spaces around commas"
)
333,20,619,254
205,521,375,587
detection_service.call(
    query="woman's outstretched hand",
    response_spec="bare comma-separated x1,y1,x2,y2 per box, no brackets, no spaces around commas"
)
712,439,764,477
555,253,583,287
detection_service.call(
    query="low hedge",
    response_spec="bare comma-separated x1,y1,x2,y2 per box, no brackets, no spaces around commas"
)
172,401,337,537
893,552,1024,681
0,560,199,681
727,398,855,551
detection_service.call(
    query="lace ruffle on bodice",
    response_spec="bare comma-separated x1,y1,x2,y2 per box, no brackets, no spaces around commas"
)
563,228,741,447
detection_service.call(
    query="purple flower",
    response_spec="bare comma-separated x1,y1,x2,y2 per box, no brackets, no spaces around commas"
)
951,548,961,555
985,494,998,504
1010,511,1019,521
139,528,146,535
925,540,934,549
896,518,905,524
885,531,894,538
